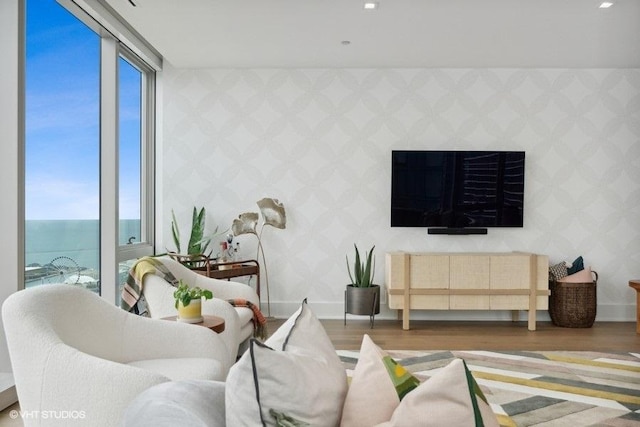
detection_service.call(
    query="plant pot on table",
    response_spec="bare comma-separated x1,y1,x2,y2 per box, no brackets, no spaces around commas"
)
344,284,380,328
177,298,203,323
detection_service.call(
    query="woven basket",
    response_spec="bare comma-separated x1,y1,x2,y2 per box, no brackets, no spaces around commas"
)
548,271,598,328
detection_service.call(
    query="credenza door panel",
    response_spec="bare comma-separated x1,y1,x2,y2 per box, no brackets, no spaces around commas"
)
490,255,531,309
450,255,490,309
410,255,449,309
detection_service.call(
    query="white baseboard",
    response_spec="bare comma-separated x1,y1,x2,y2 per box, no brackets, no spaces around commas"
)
265,301,637,322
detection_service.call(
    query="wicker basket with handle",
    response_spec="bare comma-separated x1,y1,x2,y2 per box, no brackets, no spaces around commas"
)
549,271,598,328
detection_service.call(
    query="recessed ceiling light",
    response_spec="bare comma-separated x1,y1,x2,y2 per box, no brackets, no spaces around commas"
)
599,2,613,8
364,2,379,10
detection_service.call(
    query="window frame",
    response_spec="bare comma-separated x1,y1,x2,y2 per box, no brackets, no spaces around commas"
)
52,0,159,303
116,45,156,261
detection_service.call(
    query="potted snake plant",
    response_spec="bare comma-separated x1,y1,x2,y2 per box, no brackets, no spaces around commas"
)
345,244,380,327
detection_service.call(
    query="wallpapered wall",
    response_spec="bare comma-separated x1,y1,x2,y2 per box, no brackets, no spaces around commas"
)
161,65,639,320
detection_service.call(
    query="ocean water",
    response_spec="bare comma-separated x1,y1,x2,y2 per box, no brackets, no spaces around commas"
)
25,219,141,272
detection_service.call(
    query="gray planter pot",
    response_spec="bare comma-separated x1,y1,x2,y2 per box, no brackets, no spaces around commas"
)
344,284,380,328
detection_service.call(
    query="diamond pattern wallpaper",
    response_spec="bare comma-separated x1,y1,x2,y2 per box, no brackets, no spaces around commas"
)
161,66,639,320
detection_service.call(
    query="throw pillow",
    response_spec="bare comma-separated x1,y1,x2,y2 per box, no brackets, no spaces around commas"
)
567,256,584,275
376,359,499,427
225,300,348,427
549,262,568,281
558,266,594,283
341,334,420,427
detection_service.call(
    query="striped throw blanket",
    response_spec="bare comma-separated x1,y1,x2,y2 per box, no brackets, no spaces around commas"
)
228,298,268,340
120,256,179,316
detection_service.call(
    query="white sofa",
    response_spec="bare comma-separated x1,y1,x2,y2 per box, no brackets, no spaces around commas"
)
2,284,232,427
141,256,261,359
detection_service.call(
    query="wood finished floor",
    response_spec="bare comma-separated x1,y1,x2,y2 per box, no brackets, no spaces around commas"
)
268,318,640,352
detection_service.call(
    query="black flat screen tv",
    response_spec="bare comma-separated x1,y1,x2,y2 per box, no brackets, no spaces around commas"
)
391,150,525,230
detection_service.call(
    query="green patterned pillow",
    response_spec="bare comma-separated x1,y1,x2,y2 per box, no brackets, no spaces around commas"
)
381,355,420,400
341,334,420,427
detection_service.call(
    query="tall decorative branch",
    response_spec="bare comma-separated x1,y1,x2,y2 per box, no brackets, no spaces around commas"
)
231,198,286,317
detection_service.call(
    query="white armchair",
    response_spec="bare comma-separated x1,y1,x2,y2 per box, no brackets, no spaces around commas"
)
141,256,261,358
2,284,232,427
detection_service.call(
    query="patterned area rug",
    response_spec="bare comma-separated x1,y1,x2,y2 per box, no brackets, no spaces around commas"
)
337,349,640,427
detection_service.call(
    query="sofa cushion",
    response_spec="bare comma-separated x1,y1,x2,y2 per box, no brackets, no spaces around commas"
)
225,300,348,426
376,358,499,427
122,379,226,427
127,358,225,382
341,334,420,427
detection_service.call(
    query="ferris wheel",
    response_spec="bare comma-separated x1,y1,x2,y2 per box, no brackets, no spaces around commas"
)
46,256,81,285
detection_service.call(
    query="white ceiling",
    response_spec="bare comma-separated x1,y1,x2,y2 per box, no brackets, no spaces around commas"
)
103,0,640,69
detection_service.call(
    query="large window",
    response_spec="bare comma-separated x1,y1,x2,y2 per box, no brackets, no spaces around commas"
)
25,0,157,301
25,0,101,290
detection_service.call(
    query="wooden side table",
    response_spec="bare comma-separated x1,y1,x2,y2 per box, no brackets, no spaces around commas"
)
630,280,640,334
162,315,225,333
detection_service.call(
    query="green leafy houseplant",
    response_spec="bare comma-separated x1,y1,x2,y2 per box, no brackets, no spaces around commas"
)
345,244,379,326
171,206,218,256
173,280,213,309
346,244,375,288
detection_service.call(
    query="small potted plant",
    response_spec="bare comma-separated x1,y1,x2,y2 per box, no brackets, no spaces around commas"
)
173,280,213,323
345,244,380,327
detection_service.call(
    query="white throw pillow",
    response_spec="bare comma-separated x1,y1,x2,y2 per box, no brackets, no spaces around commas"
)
225,300,348,426
341,334,420,427
376,358,499,427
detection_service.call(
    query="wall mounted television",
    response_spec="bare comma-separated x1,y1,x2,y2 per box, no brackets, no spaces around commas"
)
391,150,525,234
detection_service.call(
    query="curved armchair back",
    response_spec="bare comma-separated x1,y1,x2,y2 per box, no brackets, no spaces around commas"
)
5,285,130,367
3,284,231,427
143,257,261,359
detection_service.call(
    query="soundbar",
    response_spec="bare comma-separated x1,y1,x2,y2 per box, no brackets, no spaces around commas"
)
427,227,488,235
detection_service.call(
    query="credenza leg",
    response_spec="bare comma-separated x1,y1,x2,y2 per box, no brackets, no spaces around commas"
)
402,309,410,330
528,310,536,331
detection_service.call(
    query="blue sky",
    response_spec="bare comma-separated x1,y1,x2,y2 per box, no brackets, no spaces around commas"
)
26,0,141,221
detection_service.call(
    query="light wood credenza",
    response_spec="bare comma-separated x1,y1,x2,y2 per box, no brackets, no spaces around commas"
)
386,252,549,331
